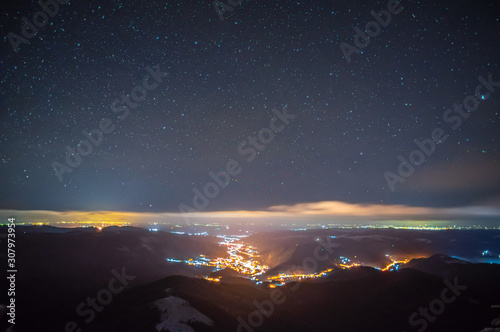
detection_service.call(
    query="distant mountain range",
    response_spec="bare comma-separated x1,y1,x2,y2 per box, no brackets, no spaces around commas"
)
1,226,499,331
84,256,500,332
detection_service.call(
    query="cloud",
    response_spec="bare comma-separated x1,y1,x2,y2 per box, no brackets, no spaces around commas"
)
0,210,177,226
204,201,500,219
266,201,436,216
2,199,500,227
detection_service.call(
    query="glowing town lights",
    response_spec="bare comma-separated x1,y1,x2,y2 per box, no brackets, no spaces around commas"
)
266,268,334,283
204,277,220,283
381,258,411,271
165,235,269,278
165,234,426,285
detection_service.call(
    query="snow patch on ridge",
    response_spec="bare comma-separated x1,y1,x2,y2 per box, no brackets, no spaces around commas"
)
155,295,213,332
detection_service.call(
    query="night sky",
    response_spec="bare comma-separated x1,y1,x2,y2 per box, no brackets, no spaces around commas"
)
1,0,500,218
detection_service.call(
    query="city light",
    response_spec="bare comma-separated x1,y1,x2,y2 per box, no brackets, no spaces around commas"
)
165,235,269,281
165,235,428,284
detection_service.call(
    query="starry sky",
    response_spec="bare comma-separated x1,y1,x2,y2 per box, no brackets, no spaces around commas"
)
1,0,500,221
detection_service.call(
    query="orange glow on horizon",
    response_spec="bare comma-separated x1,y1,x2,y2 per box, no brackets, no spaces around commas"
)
3,200,498,227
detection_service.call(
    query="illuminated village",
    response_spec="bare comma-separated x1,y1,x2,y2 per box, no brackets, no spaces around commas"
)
166,235,270,282
165,234,417,286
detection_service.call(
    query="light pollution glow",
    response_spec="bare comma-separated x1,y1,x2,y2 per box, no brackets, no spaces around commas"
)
1,200,499,227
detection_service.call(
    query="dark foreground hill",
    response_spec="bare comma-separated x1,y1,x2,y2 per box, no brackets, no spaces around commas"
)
0,226,226,331
1,226,500,331
6,256,498,332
